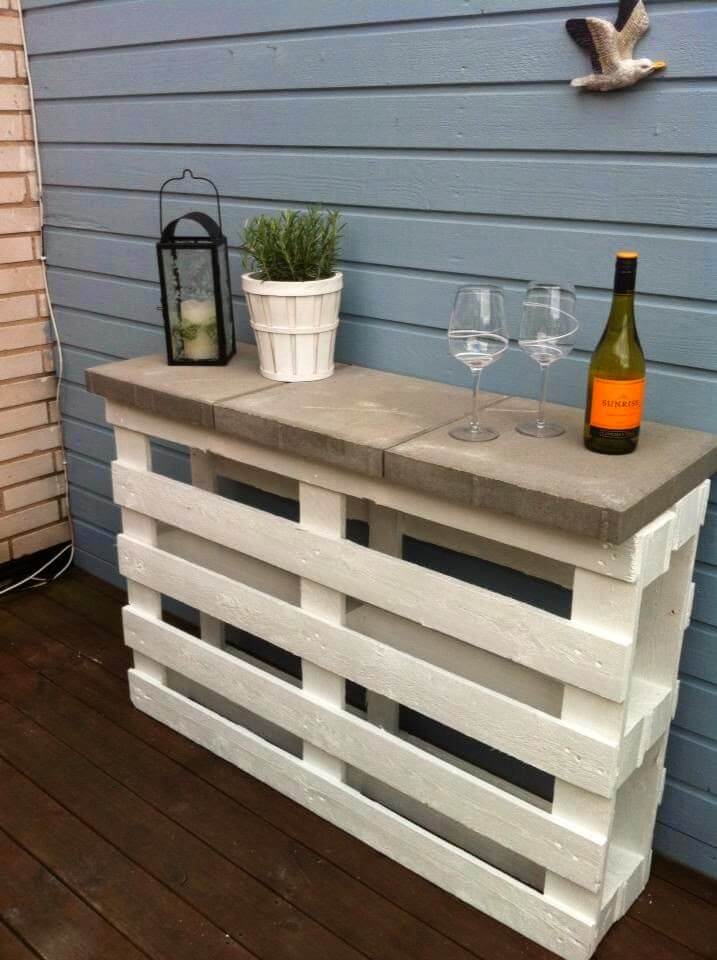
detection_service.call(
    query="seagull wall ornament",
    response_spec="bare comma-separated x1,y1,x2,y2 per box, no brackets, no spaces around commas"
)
566,0,667,92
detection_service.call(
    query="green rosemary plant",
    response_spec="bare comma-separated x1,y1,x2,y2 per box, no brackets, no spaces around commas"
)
241,208,343,282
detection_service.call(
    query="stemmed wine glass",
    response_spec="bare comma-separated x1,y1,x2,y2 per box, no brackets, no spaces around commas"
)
516,282,577,438
448,285,509,442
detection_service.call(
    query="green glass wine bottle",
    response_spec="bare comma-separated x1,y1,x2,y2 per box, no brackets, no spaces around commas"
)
584,252,646,455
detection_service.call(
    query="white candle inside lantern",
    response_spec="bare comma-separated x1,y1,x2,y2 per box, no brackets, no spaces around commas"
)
179,298,217,361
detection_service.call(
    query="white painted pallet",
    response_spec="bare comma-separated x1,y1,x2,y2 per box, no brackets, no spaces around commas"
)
107,401,709,960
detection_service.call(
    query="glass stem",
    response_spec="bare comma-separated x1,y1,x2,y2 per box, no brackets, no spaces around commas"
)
537,364,550,431
470,370,482,433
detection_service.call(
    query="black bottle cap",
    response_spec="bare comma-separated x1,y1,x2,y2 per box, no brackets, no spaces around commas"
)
614,251,638,294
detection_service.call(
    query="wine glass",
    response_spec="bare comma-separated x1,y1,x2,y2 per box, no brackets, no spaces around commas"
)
516,282,577,438
448,285,509,442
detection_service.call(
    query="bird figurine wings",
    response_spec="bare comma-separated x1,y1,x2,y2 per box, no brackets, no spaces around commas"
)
566,0,667,91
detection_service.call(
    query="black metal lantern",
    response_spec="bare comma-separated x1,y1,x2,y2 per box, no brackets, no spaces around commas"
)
157,169,235,365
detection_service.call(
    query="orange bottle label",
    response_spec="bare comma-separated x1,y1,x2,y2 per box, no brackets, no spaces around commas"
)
590,377,645,431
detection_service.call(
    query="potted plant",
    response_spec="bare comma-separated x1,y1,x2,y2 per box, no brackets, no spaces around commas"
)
241,208,343,381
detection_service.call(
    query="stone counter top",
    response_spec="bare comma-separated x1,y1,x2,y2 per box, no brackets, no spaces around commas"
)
87,347,717,543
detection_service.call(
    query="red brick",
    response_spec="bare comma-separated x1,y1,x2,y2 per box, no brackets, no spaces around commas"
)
3,473,65,511
0,498,59,539
0,263,44,294
0,292,36,322
0,83,29,111
0,422,59,462
0,234,34,264
11,519,70,560
0,449,54,487
0,400,48,436
0,146,34,173
0,16,21,46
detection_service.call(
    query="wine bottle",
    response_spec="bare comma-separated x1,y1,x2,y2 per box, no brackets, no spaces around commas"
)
584,252,646,455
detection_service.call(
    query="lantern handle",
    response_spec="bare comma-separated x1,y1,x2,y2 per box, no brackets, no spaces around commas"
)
161,211,224,243
159,168,223,234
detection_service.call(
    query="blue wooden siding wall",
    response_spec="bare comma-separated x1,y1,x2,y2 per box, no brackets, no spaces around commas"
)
22,0,716,875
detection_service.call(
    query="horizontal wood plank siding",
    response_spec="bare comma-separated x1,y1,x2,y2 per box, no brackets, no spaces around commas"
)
18,0,709,51
23,0,717,876
26,8,716,95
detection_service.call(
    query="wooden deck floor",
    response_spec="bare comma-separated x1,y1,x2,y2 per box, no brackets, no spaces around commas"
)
0,566,714,960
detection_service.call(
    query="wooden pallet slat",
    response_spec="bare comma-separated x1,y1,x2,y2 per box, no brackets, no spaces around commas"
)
104,401,646,582
122,605,608,890
348,602,562,715
118,534,624,796
112,461,633,701
129,672,599,960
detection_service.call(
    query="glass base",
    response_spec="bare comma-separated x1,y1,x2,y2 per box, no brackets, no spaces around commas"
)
516,420,564,438
449,423,498,443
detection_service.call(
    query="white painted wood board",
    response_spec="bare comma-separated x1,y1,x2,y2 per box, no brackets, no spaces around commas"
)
129,672,599,960
117,534,622,795
123,606,608,889
112,461,632,701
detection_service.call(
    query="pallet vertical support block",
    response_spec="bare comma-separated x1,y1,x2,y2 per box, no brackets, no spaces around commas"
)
87,350,717,960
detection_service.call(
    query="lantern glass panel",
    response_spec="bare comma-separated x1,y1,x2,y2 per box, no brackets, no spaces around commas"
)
161,245,219,362
217,242,234,353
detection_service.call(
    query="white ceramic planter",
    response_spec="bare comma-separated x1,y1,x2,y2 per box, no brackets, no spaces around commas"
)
242,272,343,382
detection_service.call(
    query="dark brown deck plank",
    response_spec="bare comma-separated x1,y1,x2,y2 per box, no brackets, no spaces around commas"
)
0,577,559,960
70,566,127,603
7,657,553,960
0,575,555,960
0,606,80,674
0,569,713,960
0,758,252,960
0,688,362,960
630,876,717,959
44,574,124,638
595,913,704,960
0,919,42,960
0,828,149,960
0,648,490,960
652,856,717,907
0,619,199,765
1,592,130,677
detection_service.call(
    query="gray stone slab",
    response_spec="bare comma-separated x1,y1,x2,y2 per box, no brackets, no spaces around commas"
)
215,365,503,477
385,396,717,543
86,351,717,541
86,346,276,429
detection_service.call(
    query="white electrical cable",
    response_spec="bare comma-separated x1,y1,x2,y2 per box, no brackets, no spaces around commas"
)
0,0,75,596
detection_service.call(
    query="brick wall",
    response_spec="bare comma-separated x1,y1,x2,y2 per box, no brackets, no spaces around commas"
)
0,0,68,566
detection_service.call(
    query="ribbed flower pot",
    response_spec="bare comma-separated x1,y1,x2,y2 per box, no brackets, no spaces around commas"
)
242,272,343,382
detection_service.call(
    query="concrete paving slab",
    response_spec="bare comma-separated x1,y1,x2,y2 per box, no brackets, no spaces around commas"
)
385,396,717,542
86,346,275,429
215,365,503,477
87,353,717,541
